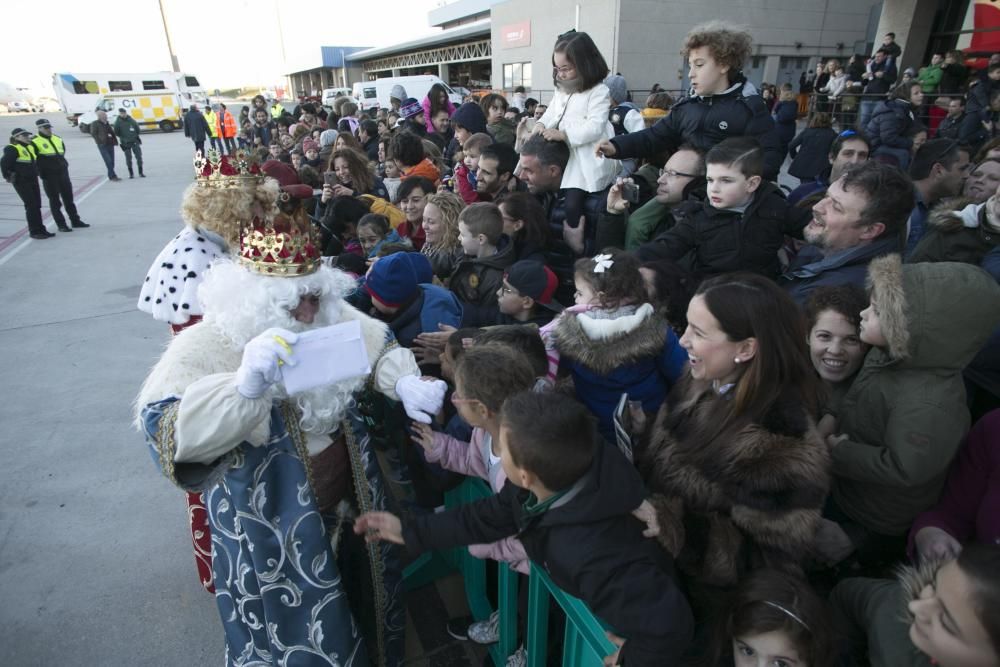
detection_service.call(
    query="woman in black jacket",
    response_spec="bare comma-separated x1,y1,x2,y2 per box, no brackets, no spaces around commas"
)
866,81,924,169
596,22,784,181
788,112,838,182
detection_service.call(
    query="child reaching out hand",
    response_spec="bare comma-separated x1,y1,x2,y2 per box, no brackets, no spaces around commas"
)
357,390,693,666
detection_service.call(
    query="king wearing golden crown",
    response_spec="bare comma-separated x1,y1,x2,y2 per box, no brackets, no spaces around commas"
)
135,161,444,666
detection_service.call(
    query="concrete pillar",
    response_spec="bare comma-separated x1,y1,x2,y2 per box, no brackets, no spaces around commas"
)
392,68,402,77
874,0,937,72
438,63,450,84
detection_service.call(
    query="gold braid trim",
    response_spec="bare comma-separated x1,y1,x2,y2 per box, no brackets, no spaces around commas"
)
280,402,317,498
155,402,182,489
343,420,389,667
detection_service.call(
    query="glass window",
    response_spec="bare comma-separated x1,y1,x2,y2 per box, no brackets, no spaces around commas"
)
108,80,133,92
72,80,99,94
184,76,200,87
522,63,532,89
503,62,532,90
142,80,167,90
363,87,376,99
503,64,513,88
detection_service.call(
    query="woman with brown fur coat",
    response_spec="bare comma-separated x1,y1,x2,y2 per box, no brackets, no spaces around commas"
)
640,273,831,589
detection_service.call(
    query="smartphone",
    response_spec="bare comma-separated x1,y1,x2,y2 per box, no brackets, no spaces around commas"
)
323,171,336,186
621,182,640,204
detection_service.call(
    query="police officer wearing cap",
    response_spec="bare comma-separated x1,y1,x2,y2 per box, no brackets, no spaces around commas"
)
1,128,52,239
31,118,89,231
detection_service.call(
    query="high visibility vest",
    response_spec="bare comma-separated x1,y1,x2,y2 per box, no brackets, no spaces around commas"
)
31,134,65,157
10,142,35,163
220,111,238,138
203,110,219,138
270,103,282,119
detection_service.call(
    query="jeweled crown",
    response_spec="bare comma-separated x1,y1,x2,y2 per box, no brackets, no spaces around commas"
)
194,149,264,188
239,199,320,277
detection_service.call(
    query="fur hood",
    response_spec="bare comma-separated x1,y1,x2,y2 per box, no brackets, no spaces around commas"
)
554,304,666,375
866,254,1000,368
926,197,983,233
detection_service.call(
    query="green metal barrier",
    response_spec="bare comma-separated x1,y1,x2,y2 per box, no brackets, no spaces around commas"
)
403,478,614,666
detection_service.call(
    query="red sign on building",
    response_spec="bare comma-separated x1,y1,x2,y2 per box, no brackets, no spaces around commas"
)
501,20,531,48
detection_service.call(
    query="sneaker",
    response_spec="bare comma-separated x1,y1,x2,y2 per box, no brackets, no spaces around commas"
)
506,645,527,667
467,610,500,645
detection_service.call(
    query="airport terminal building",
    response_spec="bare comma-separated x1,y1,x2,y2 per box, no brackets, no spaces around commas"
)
287,0,995,102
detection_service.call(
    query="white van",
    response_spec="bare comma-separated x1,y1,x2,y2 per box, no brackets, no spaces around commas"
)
354,75,462,113
321,87,352,108
76,92,185,133
52,71,205,125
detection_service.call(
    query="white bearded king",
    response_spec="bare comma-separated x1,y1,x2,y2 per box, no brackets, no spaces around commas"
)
135,189,445,667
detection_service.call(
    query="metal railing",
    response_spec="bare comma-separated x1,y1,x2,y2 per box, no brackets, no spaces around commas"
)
403,478,615,666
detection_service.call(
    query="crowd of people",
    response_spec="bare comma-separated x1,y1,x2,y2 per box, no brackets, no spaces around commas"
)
129,20,1000,667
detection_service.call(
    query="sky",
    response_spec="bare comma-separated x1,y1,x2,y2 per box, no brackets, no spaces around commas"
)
2,0,444,94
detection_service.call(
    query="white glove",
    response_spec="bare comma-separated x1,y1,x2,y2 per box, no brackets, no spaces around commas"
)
395,374,447,424
234,328,299,399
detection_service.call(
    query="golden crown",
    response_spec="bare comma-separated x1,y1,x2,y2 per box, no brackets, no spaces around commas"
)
239,200,320,277
193,149,265,188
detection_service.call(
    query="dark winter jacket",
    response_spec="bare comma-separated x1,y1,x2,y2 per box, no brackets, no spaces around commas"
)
487,118,517,146
934,111,986,147
772,100,799,147
831,255,1000,536
781,235,902,306
421,243,465,282
641,378,831,587
787,127,838,181
609,77,784,181
637,181,810,279
554,304,687,442
361,135,379,162
112,115,141,147
938,63,967,95
449,235,518,309
90,119,117,146
909,200,1000,266
183,109,211,143
863,58,898,96
865,99,918,151
403,440,695,667
965,78,1000,118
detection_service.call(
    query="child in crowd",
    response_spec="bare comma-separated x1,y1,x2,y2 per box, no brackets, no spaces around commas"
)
410,346,537,576
532,31,619,237
383,158,402,203
267,141,288,163
450,203,517,309
453,133,493,204
462,260,564,328
421,191,466,282
716,570,836,667
357,213,405,259
365,251,463,352
302,139,322,169
473,325,550,386
481,93,516,146
356,390,695,666
805,285,869,413
543,249,686,442
639,137,810,278
289,149,303,171
820,254,1000,571
395,177,435,250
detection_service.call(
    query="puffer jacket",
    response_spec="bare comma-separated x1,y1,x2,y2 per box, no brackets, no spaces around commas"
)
637,181,811,279
831,254,1000,536
449,235,517,308
609,77,783,181
865,99,917,151
909,199,1000,266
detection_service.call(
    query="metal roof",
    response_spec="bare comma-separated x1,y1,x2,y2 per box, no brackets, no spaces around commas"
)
427,0,503,27
345,19,491,62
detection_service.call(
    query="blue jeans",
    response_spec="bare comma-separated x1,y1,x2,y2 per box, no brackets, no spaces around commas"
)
97,144,117,178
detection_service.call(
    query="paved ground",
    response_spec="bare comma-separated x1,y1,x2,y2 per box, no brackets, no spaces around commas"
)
0,111,484,666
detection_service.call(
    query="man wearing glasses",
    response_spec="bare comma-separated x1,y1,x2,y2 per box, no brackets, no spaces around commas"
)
599,146,706,250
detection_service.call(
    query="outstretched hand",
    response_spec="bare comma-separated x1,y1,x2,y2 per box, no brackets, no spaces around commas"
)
595,139,617,158
354,512,405,545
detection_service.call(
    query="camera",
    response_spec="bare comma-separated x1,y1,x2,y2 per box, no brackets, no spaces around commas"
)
621,182,640,204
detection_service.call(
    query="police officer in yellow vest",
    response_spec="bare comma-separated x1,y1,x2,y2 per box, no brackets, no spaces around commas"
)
1,128,52,239
270,99,283,119
32,119,89,231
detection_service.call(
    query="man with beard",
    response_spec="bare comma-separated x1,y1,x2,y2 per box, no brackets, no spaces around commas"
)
136,189,445,666
780,161,914,306
474,142,517,202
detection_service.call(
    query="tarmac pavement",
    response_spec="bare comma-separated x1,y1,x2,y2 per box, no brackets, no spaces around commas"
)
0,113,223,665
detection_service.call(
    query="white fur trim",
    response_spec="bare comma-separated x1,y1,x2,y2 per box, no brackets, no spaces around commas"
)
576,303,656,341
137,226,226,325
